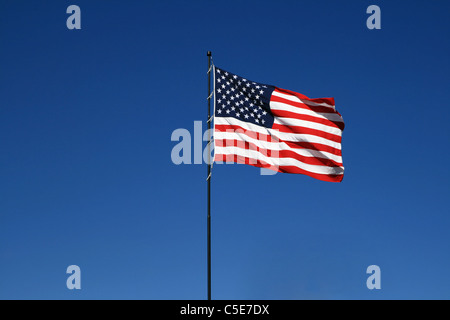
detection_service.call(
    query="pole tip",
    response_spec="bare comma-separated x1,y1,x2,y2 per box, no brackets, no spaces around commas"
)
207,51,212,56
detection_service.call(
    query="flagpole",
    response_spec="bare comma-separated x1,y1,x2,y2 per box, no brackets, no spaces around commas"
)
206,50,212,300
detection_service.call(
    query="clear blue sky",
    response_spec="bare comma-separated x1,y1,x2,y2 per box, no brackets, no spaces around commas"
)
1,0,449,300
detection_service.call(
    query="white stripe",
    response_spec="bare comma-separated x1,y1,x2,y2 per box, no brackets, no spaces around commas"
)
214,117,342,150
274,117,342,136
215,147,344,175
270,101,344,123
215,116,271,135
272,90,336,110
214,131,343,164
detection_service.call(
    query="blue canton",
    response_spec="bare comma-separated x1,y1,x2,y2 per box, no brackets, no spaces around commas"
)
214,67,275,128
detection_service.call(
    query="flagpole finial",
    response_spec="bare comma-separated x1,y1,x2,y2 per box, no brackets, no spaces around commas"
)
207,51,212,56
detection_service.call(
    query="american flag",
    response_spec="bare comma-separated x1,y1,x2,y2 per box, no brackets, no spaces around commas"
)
213,67,345,182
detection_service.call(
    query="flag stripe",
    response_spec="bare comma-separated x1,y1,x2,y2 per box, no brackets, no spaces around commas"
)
215,139,343,167
273,117,342,137
215,117,342,151
214,132,343,164
214,154,344,183
214,147,344,175
270,105,345,130
272,123,342,143
273,88,337,111
271,94,338,115
215,125,343,156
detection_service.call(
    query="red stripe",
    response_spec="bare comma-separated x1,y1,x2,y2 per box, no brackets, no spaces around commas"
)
214,154,344,183
215,138,343,167
215,124,278,143
271,94,339,115
284,140,341,156
274,88,336,109
272,123,342,143
271,109,345,131
215,124,342,155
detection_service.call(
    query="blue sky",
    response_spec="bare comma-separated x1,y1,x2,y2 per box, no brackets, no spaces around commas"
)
0,0,449,299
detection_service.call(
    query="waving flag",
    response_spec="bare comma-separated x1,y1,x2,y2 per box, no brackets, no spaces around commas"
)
213,67,345,182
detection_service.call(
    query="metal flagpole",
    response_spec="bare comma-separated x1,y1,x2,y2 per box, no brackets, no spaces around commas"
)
206,51,212,300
